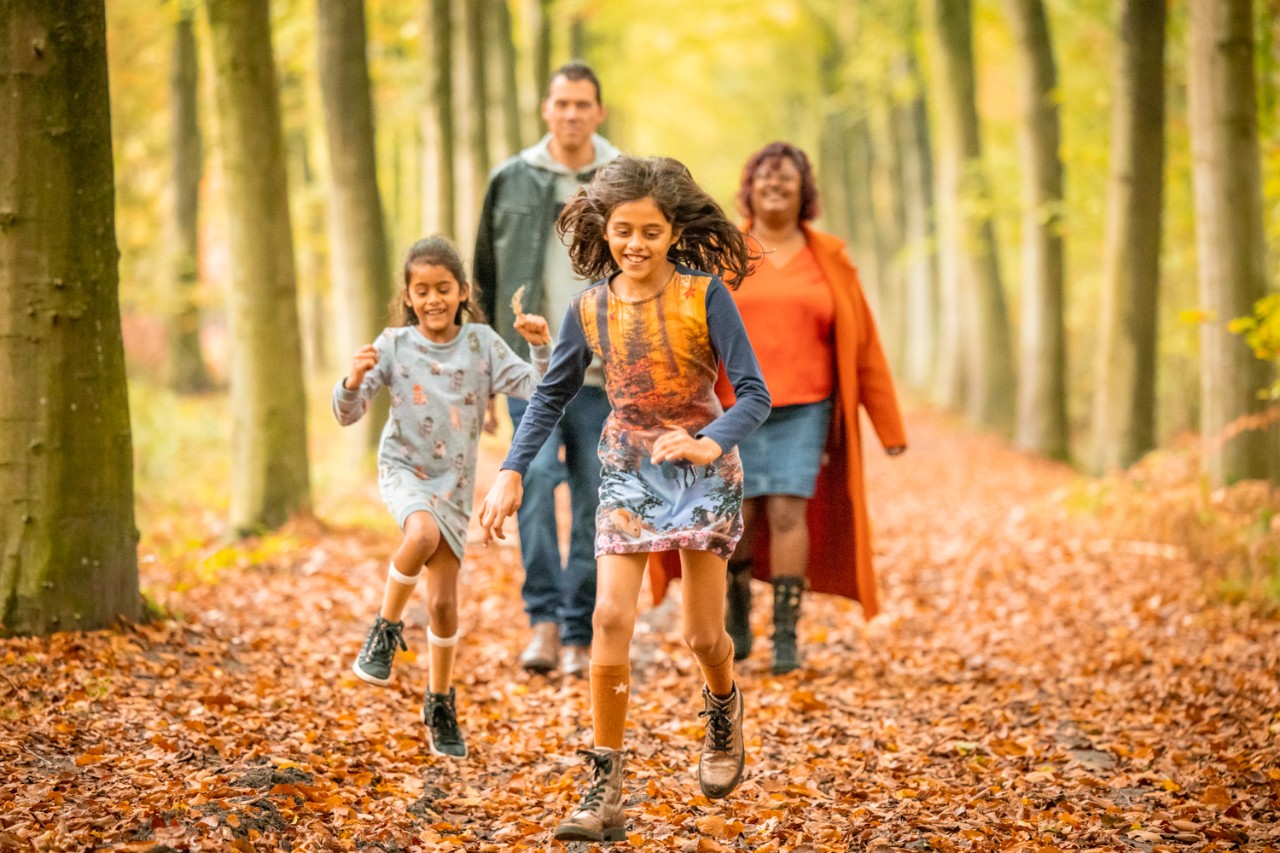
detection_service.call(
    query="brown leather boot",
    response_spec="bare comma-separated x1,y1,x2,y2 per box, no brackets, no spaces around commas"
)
553,748,628,842
697,683,745,799
520,621,560,673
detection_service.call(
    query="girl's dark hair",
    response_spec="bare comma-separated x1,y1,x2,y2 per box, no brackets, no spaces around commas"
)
391,235,485,326
735,141,821,224
556,155,760,286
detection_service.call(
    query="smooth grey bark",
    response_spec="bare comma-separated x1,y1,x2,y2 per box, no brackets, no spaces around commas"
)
317,0,392,450
1187,0,1275,484
166,9,213,394
206,0,312,534
925,0,1015,432
490,0,522,155
0,0,140,634
1090,0,1166,473
1005,0,1068,459
873,98,908,372
424,0,455,236
894,50,939,394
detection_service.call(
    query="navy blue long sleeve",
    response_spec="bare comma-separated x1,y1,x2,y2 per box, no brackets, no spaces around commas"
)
697,277,771,452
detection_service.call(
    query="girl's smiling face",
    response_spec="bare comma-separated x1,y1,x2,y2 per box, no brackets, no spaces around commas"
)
405,263,468,343
606,196,682,288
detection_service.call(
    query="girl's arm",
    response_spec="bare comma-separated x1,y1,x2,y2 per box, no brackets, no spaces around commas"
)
332,333,391,425
479,306,591,543
699,278,772,452
487,332,553,400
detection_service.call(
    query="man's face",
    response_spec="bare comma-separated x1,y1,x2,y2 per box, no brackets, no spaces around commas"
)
541,76,605,152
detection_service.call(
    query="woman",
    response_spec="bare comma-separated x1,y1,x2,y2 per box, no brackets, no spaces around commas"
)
654,142,906,674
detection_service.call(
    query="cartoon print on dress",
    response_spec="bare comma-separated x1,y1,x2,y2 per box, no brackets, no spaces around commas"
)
468,332,481,353
450,369,465,392
414,465,428,480
413,384,427,405
397,361,411,379
449,406,462,431
430,361,443,375
434,441,447,459
463,391,477,406
418,415,434,438
391,391,404,409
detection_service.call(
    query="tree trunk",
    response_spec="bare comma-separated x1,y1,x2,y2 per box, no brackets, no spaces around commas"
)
1005,0,1068,459
166,9,213,394
924,0,1015,433
490,0,522,155
872,98,908,373
206,0,311,534
533,0,554,111
894,50,939,394
0,0,140,634
1090,0,1166,473
424,0,455,237
317,0,392,451
459,0,489,249
1188,0,1275,485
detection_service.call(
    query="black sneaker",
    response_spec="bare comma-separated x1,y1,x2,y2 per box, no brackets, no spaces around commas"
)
423,687,468,758
352,616,407,686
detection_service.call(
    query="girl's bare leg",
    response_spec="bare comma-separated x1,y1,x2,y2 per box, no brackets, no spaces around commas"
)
424,541,461,693
382,511,442,621
590,553,647,749
679,549,735,696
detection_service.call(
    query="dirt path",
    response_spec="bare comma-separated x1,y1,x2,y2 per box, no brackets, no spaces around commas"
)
2,410,1277,851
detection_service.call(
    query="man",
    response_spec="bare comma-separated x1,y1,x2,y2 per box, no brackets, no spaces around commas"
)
475,63,619,677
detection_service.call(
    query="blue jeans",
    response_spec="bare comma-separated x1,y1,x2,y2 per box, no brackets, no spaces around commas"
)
508,386,609,648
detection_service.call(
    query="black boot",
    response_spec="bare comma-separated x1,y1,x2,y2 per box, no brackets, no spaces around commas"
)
725,560,753,661
771,577,804,675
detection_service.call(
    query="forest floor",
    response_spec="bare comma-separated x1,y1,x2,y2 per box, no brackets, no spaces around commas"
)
2,408,1278,852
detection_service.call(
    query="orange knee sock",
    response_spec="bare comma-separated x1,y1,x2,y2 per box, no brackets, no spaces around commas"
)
695,636,735,697
590,662,631,750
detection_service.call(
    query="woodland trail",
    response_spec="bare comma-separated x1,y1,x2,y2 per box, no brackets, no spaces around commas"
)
2,409,1277,851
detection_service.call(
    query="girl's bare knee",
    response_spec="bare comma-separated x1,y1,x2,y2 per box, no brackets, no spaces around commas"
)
684,630,725,660
592,599,636,642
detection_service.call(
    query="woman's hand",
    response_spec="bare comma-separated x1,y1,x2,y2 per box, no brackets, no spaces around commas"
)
345,344,378,389
513,313,551,347
651,428,722,466
478,469,524,543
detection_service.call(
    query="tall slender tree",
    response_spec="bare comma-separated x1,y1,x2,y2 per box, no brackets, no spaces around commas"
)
1090,0,1166,473
424,0,456,237
924,0,1015,432
206,0,311,534
1188,0,1275,484
0,0,140,634
1005,0,1068,459
317,0,392,450
490,0,522,156
461,0,490,247
166,3,213,394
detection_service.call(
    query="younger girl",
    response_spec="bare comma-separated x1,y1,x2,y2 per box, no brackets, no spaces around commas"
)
334,235,550,759
478,157,771,841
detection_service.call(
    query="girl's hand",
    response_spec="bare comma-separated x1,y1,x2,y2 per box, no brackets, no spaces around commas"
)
651,428,722,466
345,344,379,389
478,469,524,544
513,313,551,346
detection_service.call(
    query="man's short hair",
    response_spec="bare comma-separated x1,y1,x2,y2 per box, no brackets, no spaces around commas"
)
548,61,602,105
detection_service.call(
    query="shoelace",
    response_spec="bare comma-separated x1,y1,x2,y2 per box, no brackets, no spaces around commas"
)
428,696,462,743
574,749,613,809
365,619,407,661
699,700,734,752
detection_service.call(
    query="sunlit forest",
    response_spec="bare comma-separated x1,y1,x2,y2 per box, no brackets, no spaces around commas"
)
2,0,1279,849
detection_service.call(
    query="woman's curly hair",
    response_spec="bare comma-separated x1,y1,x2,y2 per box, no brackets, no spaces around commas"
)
735,141,821,224
556,156,760,286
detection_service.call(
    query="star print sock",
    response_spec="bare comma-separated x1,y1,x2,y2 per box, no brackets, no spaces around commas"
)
590,662,631,750
694,636,735,698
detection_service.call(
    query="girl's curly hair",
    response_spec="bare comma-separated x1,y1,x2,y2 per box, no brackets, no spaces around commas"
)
390,235,485,326
556,156,760,286
735,141,821,224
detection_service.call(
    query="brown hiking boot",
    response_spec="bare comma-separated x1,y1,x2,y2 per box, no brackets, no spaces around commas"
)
553,748,628,843
698,683,744,799
520,622,560,673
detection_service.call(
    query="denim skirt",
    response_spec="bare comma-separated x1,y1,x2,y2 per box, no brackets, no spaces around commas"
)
736,397,833,500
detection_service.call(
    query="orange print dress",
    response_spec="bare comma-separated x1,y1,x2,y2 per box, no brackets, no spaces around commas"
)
503,267,771,559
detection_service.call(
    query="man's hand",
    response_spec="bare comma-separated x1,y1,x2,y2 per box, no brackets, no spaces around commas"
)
650,427,722,467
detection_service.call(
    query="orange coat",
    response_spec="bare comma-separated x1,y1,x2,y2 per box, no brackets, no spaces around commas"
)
648,224,906,618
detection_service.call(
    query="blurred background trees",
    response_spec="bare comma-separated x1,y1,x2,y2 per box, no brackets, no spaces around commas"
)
8,0,1278,631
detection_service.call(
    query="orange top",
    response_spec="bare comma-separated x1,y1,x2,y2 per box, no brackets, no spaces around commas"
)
723,246,835,407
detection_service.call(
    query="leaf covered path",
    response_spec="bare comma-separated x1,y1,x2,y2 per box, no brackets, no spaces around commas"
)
2,411,1278,851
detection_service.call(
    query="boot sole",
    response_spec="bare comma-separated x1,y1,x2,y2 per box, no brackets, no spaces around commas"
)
552,825,627,842
352,661,391,686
